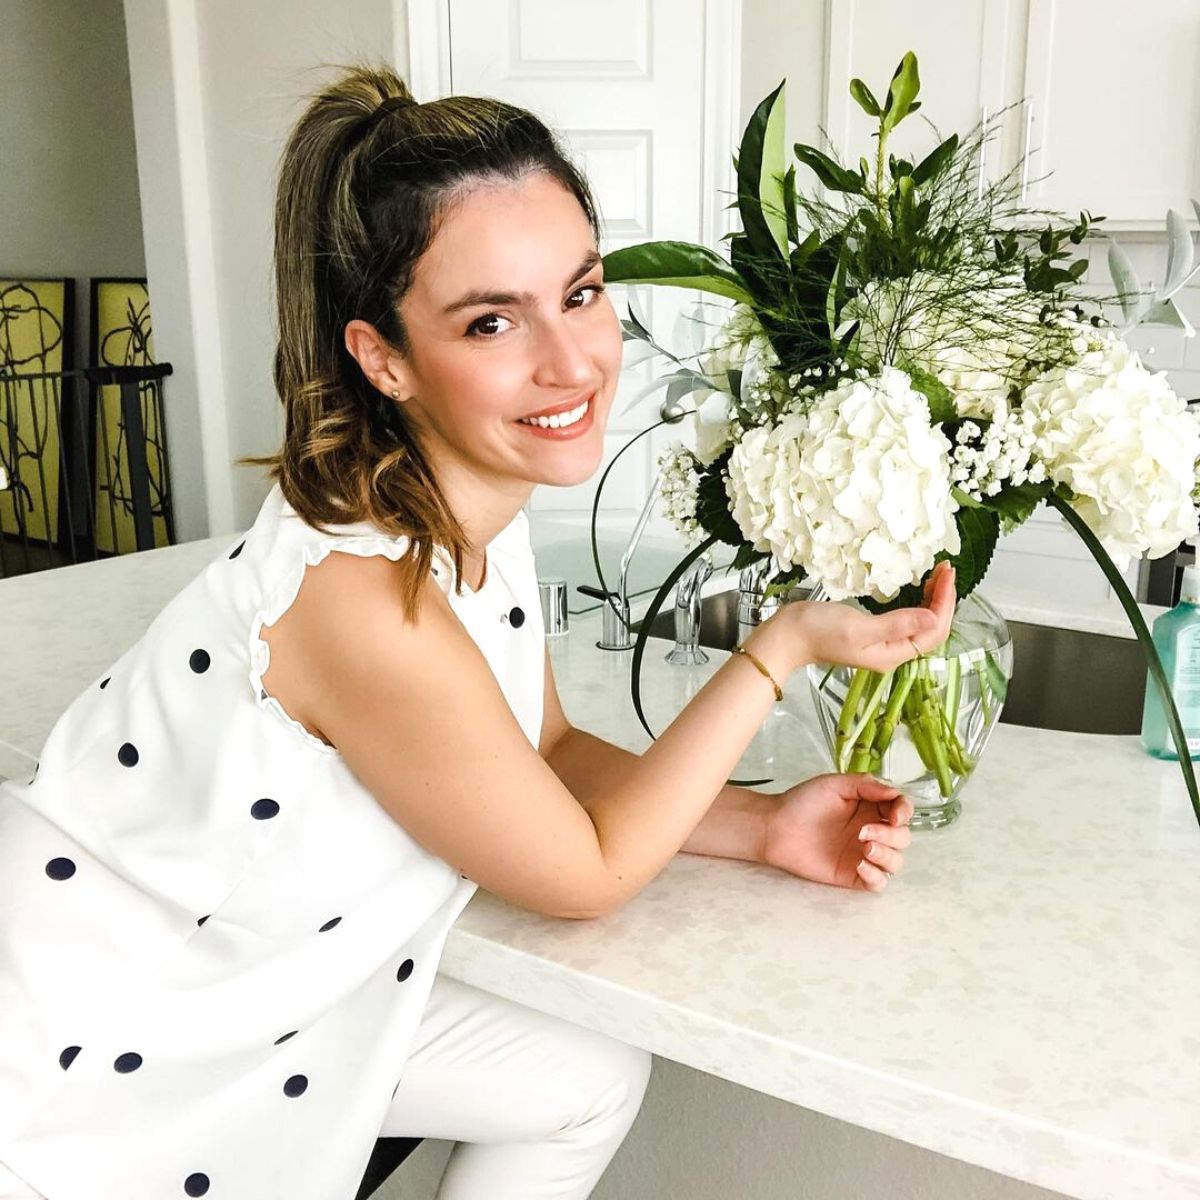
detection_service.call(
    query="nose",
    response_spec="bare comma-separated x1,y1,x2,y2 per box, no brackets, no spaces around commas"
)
531,312,594,391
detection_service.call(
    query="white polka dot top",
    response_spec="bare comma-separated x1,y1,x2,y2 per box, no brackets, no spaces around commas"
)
0,482,545,1200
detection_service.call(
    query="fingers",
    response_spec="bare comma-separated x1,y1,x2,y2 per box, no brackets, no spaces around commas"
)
847,772,901,801
851,776,911,892
856,859,892,891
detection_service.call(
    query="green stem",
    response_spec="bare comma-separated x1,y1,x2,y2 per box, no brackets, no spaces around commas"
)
835,667,873,769
875,122,889,222
842,670,892,770
1048,492,1200,831
872,661,916,760
945,655,962,730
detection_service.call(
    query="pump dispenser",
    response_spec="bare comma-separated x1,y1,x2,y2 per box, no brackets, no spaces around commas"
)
1141,539,1200,759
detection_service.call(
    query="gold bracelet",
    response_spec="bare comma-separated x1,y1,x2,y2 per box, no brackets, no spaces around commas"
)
732,643,784,702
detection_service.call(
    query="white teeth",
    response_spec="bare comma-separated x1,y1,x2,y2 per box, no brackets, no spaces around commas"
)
520,399,589,429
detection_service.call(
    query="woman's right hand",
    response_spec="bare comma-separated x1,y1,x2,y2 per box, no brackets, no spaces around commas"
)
753,561,957,677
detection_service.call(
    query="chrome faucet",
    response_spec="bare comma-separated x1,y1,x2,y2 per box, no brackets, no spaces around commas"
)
665,553,713,664
577,470,664,651
736,559,780,645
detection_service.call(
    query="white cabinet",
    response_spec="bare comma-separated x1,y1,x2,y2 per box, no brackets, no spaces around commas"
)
1023,0,1200,227
825,0,1028,183
824,0,1200,228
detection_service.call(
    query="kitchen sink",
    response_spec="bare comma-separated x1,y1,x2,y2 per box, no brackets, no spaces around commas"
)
633,588,1148,735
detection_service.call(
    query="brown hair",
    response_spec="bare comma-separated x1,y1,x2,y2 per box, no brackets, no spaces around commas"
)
238,64,601,616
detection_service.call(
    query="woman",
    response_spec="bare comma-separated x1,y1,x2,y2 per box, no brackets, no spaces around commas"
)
0,65,953,1200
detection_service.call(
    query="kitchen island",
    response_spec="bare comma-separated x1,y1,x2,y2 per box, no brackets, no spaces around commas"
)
1,532,1198,1200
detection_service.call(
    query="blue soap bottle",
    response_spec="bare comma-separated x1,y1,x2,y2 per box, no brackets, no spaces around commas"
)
1141,561,1200,759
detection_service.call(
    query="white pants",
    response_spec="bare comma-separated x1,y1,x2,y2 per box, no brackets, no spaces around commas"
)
0,973,652,1200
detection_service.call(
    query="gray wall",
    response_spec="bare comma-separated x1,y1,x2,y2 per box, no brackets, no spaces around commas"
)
0,0,145,375
386,1055,1071,1200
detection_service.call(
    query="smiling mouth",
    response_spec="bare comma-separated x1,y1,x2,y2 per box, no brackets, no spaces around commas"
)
517,395,592,430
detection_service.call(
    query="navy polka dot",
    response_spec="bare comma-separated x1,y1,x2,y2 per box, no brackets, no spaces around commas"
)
283,1074,308,1097
46,857,75,881
114,1052,143,1073
118,743,139,768
59,1045,81,1070
184,1171,210,1196
508,606,525,628
99,677,110,689
229,541,245,559
318,917,341,933
250,798,279,820
189,649,211,674
197,915,210,927
396,959,414,982
274,1030,298,1045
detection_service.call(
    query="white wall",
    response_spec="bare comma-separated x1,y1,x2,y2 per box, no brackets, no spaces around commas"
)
1,0,145,374
123,0,400,541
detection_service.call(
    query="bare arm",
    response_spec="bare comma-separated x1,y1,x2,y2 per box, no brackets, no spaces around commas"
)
272,553,954,922
538,656,774,864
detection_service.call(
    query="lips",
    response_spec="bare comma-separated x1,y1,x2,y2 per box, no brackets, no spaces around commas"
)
518,391,596,421
516,391,597,438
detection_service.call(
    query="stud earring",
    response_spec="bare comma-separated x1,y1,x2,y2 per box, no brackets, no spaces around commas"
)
389,389,400,399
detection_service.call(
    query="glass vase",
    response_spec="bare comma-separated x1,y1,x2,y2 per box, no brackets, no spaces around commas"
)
806,588,1013,830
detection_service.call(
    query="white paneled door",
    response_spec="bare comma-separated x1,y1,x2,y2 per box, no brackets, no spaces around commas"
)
436,0,741,528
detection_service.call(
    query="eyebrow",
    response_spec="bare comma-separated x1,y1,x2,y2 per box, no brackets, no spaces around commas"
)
440,250,603,316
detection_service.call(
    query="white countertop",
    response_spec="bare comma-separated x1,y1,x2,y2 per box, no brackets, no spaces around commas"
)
2,534,1198,1200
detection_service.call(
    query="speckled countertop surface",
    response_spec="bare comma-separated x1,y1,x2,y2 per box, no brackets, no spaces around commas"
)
1,534,1198,1200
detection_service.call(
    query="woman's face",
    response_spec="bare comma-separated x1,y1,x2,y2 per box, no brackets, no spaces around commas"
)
390,172,623,502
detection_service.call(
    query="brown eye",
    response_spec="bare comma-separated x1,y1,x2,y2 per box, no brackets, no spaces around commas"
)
567,284,605,309
466,313,511,338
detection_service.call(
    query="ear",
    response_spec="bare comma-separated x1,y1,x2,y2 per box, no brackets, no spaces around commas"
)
344,319,416,400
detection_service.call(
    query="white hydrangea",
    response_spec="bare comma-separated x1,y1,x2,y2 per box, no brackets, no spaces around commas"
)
847,269,1048,421
693,304,778,465
950,409,1047,506
693,390,735,467
1021,333,1200,567
657,443,704,544
725,366,961,601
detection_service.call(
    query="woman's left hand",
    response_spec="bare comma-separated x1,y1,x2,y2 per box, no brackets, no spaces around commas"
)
761,773,913,893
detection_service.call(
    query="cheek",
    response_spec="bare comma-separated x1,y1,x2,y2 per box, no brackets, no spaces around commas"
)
588,305,625,383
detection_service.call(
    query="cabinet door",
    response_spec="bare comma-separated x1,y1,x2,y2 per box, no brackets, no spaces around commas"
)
448,0,738,530
1023,0,1200,225
825,0,1026,186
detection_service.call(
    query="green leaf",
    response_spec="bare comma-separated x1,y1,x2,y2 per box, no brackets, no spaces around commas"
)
790,228,821,272
782,164,799,246
825,240,851,340
1047,492,1200,830
986,482,1050,531
983,649,1009,703
910,133,959,186
794,143,866,194
849,77,881,116
602,241,753,305
882,51,921,130
951,486,984,509
946,506,1000,599
737,80,789,260
694,451,744,546
905,365,956,423
732,543,766,570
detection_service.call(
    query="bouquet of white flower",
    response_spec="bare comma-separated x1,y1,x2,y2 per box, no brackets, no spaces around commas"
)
599,51,1200,828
